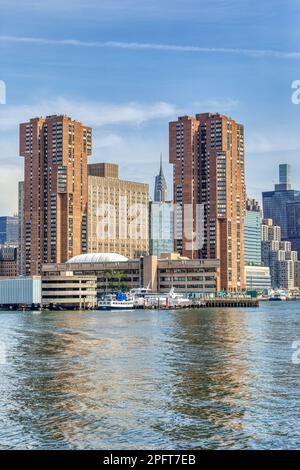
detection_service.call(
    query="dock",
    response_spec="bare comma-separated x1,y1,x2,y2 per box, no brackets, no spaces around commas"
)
1,298,259,311
143,298,259,309
191,298,259,308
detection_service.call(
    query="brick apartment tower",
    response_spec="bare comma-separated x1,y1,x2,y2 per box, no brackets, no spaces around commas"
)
20,115,92,275
169,113,246,291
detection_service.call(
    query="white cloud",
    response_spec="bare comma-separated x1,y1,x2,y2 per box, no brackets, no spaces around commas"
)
0,136,19,161
3,94,300,215
0,97,177,132
0,165,22,215
247,131,300,154
0,35,300,60
93,133,123,149
0,97,176,213
89,132,172,198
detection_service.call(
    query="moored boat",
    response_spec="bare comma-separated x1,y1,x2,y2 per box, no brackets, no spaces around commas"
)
131,287,191,308
269,293,287,301
97,292,134,310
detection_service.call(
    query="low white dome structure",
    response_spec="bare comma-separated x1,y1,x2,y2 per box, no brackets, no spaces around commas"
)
67,253,128,264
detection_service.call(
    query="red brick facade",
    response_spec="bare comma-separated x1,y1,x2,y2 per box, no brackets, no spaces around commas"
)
20,115,92,275
169,113,245,291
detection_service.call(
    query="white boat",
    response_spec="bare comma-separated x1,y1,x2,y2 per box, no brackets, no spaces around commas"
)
97,288,191,310
133,287,191,308
97,292,134,310
269,293,287,301
167,288,191,307
130,287,152,307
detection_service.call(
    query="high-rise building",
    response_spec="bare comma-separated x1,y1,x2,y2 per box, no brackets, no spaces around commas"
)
150,156,173,257
88,162,119,178
154,154,168,202
261,218,297,289
286,201,300,256
0,246,18,277
18,181,24,275
244,198,262,265
19,115,92,275
88,163,149,259
169,113,246,291
0,216,18,245
149,201,174,257
277,164,291,191
263,164,300,242
261,218,281,243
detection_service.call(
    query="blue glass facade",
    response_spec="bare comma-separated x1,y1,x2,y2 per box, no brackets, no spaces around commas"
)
286,201,300,255
0,216,18,245
244,209,262,265
149,202,174,257
0,218,6,245
262,189,300,240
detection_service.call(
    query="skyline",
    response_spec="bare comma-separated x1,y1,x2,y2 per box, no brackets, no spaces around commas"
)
1,0,300,214
2,2,300,456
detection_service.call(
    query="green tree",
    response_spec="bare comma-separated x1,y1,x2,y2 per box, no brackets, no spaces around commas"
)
104,270,128,292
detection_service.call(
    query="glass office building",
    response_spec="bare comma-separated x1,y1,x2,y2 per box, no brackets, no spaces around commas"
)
0,216,18,245
149,201,174,257
263,189,300,239
263,164,300,240
286,201,300,255
278,163,291,190
244,199,262,265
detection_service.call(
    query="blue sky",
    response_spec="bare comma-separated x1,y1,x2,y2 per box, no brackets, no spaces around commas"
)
1,0,300,214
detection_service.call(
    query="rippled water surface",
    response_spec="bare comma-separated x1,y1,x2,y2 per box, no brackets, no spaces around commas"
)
0,303,300,449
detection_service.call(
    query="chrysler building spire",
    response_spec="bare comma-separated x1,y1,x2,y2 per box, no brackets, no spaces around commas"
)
154,153,168,202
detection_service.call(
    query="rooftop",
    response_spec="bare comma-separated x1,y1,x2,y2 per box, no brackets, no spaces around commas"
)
67,253,129,264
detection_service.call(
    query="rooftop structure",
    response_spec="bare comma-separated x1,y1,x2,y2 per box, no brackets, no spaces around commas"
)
67,253,128,264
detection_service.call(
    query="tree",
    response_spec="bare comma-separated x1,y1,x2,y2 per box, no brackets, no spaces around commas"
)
104,270,128,292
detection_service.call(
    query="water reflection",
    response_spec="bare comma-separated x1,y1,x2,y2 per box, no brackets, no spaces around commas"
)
150,309,253,449
0,304,300,449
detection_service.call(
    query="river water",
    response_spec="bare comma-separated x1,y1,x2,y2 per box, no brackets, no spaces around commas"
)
0,302,300,450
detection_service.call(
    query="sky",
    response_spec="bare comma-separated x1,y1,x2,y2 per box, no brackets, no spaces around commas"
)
1,0,300,214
